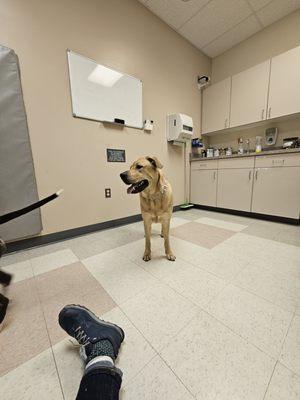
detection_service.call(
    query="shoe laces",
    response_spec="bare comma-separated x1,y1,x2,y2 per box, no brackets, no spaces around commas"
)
74,326,90,346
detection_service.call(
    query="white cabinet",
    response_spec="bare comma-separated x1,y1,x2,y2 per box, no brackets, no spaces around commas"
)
268,46,300,119
217,169,253,212
202,78,231,134
191,169,217,206
230,61,270,127
252,166,300,219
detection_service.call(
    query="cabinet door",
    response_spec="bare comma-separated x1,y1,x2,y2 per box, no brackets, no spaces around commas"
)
268,46,300,119
217,169,253,211
230,61,270,127
191,169,217,206
202,78,231,134
252,167,300,218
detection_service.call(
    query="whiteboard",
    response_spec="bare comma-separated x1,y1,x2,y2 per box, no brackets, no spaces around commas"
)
67,50,143,129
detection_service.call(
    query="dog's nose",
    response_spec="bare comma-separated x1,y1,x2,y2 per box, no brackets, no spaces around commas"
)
120,171,130,184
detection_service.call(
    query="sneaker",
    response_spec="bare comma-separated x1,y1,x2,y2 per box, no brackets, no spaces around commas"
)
58,305,125,359
0,293,9,329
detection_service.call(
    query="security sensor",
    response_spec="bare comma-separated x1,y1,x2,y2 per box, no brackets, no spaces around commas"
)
144,119,153,132
197,75,211,90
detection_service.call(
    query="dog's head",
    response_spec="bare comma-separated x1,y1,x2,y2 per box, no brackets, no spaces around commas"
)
120,156,163,194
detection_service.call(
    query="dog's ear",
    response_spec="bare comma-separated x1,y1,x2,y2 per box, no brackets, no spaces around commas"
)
146,156,163,169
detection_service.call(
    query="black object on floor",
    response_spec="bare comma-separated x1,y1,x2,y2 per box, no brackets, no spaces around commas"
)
0,293,9,325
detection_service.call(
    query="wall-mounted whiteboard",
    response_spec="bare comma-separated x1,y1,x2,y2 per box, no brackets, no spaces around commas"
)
67,50,143,129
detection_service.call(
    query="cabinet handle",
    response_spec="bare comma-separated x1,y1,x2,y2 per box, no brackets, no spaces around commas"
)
224,118,228,128
268,107,271,118
261,109,264,120
255,170,258,180
214,171,217,180
248,170,252,180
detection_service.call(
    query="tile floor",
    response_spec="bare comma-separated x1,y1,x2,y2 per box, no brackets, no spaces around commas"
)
0,209,300,400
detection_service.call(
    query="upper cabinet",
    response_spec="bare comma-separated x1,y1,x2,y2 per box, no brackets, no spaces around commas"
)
202,77,231,134
268,46,300,119
230,61,270,127
201,45,300,135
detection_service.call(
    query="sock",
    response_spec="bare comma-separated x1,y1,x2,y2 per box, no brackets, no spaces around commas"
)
86,340,115,364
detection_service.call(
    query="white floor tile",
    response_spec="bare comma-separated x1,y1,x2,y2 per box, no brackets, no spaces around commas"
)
52,339,84,400
208,284,293,357
141,257,226,309
102,307,156,385
196,245,250,281
122,356,193,400
121,283,198,352
0,349,64,400
2,260,33,283
280,315,300,376
31,249,78,276
195,217,248,232
161,311,275,400
264,363,300,400
168,237,210,266
83,249,158,304
233,260,300,313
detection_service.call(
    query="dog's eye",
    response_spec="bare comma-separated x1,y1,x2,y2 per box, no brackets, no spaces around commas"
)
136,165,143,170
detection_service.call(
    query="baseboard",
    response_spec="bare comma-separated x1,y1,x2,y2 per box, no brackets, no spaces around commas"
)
193,204,300,225
4,205,182,254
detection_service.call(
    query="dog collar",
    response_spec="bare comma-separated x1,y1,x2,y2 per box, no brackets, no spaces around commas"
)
147,184,167,200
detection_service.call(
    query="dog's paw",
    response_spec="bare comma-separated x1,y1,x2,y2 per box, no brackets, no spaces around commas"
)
143,253,151,262
166,253,176,261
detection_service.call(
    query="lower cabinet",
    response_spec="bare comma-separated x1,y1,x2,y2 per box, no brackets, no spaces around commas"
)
217,168,253,211
191,169,217,206
252,166,300,219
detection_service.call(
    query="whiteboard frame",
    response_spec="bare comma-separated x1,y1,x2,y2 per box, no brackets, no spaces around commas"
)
66,49,143,129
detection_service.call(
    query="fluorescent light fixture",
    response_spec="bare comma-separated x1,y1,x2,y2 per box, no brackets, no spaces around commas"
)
88,65,123,87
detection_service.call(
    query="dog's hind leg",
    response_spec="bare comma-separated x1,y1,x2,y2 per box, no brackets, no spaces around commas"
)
143,214,152,261
161,218,176,261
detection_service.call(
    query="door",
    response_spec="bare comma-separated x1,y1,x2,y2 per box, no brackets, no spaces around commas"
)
202,78,231,134
230,61,270,127
217,169,253,211
268,46,300,119
252,167,300,218
191,169,217,206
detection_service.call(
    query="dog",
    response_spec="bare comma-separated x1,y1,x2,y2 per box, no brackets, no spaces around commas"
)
120,156,175,262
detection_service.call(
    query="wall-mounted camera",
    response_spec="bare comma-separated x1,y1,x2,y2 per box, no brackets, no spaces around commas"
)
197,75,211,90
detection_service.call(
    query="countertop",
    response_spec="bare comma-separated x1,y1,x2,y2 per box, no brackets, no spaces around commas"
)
190,147,300,161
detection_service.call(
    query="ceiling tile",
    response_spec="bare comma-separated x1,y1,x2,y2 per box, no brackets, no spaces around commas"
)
202,14,261,57
144,0,210,29
247,0,272,11
179,0,253,49
256,0,300,27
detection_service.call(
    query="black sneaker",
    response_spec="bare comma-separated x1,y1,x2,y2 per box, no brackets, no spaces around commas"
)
58,305,125,359
0,293,9,328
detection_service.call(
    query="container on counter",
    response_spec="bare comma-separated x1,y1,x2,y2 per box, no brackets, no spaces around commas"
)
225,147,232,156
207,148,214,158
238,138,244,155
214,148,220,157
255,136,262,153
245,138,250,154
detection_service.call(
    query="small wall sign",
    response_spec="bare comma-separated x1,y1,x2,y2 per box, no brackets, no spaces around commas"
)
106,149,126,162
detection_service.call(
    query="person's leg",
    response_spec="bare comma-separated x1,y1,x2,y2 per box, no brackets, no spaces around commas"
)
59,305,124,400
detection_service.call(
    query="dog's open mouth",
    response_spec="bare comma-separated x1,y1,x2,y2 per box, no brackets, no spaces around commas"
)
127,179,149,194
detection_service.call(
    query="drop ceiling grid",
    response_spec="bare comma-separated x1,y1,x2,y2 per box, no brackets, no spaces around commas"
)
139,0,300,57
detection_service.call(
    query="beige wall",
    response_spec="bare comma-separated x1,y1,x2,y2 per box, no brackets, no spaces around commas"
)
207,9,300,150
212,9,300,83
0,0,211,235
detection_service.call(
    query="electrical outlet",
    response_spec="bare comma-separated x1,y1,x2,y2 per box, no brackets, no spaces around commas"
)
105,188,111,198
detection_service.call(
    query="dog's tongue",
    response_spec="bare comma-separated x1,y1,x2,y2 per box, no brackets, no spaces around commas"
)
127,185,135,194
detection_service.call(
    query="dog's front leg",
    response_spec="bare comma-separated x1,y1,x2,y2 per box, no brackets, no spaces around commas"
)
143,214,152,261
161,218,176,261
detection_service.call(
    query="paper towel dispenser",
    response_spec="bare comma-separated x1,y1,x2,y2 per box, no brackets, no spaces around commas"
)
167,113,193,143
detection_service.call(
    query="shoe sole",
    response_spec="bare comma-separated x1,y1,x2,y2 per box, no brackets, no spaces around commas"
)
62,304,125,342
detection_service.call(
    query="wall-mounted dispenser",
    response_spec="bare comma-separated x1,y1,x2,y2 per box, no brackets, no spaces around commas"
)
166,113,193,143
